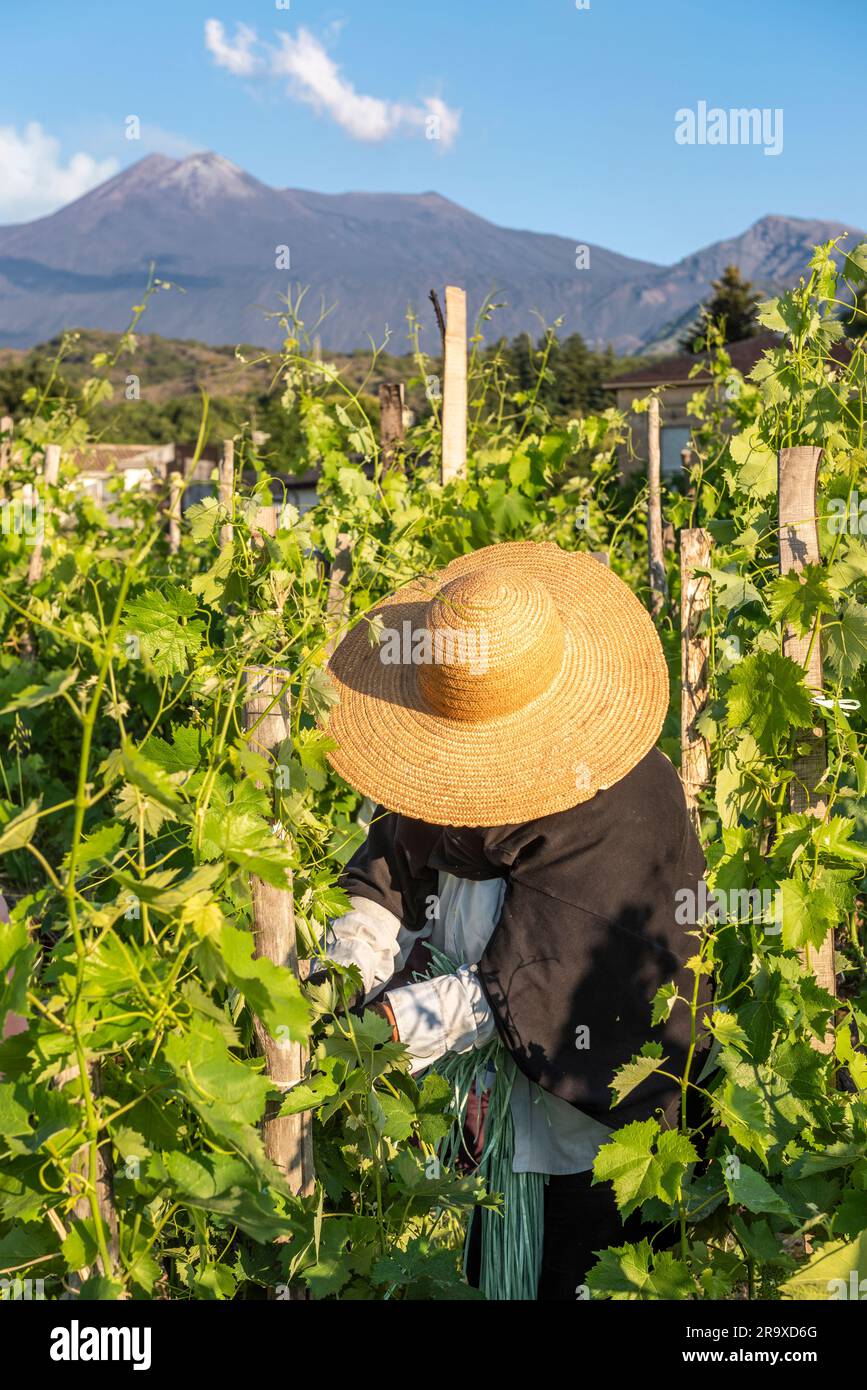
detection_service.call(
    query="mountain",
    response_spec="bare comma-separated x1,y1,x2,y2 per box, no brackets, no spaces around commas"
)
0,152,860,354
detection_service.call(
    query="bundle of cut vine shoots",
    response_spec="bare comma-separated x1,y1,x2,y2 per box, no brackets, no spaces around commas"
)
421,946,544,1301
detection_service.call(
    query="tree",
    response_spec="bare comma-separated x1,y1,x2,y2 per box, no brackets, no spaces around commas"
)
679,264,761,353
0,354,66,418
481,331,622,422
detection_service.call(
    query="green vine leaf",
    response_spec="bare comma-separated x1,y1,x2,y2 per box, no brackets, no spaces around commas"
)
0,800,41,855
725,651,813,749
610,1046,667,1106
824,601,867,680
779,1232,867,1301
724,1162,793,1217
592,1119,697,1216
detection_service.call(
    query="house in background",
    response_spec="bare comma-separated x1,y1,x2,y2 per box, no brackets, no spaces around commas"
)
66,443,176,504
604,333,779,477
66,438,323,519
173,443,320,516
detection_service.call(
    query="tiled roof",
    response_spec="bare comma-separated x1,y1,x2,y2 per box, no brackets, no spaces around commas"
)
605,331,855,390
604,333,783,389
67,444,170,474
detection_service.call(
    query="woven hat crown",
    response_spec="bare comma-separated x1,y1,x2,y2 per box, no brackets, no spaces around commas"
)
417,569,565,722
325,541,669,824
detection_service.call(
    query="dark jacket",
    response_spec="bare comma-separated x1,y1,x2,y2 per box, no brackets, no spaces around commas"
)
340,748,709,1128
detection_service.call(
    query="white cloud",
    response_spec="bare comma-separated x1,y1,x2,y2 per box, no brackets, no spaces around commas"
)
204,19,260,77
0,122,118,222
137,124,202,158
417,96,461,151
204,20,460,148
271,28,459,146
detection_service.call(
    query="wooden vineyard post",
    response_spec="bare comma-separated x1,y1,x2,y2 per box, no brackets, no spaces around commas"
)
243,668,315,1198
441,286,467,483
20,444,61,660
325,533,353,659
219,439,234,551
680,528,712,830
253,502,277,544
778,446,837,1038
379,382,405,472
68,1062,120,1282
647,397,669,619
168,470,184,555
0,415,12,489
26,443,61,588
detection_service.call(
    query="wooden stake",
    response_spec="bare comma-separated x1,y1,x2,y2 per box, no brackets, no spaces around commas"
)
379,382,405,472
26,444,61,589
441,286,467,483
680,528,712,830
325,534,353,658
253,503,277,543
0,416,12,485
44,444,61,486
778,446,837,1033
168,471,183,555
219,439,234,551
22,444,61,662
243,668,315,1196
68,1063,120,1282
647,398,669,620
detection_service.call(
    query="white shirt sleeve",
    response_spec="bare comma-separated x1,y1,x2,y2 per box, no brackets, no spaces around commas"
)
387,966,496,1073
325,895,417,1002
326,894,496,1071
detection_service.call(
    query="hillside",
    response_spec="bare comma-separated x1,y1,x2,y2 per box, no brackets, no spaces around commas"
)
0,152,860,354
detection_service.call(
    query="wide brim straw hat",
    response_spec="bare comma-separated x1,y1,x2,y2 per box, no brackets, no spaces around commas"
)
324,540,669,827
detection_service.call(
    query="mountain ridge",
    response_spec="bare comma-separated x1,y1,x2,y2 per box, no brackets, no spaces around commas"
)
0,152,859,354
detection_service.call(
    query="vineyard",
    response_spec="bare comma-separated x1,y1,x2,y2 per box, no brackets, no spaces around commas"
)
1,243,866,1304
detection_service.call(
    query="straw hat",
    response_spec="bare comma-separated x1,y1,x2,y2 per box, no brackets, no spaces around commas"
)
324,540,669,827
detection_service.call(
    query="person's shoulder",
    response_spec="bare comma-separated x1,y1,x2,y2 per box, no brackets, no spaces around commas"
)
600,746,689,821
490,748,690,869
632,745,686,793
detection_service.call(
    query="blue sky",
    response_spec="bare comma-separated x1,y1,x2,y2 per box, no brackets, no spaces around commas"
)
1,0,865,263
